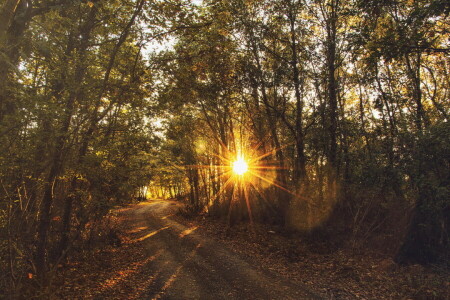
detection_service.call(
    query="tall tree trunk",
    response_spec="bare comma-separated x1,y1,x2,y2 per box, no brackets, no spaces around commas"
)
35,3,98,278
287,3,307,189
325,0,339,198
250,38,288,221
57,0,144,259
405,52,424,132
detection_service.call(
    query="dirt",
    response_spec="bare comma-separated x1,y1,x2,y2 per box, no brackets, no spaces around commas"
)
56,200,321,299
185,212,450,300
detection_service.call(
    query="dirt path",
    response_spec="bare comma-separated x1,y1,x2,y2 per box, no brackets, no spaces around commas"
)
58,200,448,299
110,199,320,300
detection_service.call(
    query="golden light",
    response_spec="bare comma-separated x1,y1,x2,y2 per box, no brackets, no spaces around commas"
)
232,156,248,175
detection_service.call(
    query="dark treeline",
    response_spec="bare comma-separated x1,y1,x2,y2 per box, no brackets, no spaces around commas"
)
0,0,448,298
0,0,162,296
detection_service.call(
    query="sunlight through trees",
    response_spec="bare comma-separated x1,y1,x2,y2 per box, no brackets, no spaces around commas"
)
0,0,448,297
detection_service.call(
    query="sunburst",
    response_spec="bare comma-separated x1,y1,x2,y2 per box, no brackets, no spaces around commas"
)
153,121,305,227
180,134,299,227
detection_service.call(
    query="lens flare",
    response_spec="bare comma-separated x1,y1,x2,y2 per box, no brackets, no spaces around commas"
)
232,156,248,175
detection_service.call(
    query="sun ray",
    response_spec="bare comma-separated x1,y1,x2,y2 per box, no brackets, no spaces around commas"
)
243,181,253,225
251,165,290,170
226,181,237,226
204,142,235,162
185,164,230,169
204,174,234,210
249,170,309,201
160,131,306,227
206,151,233,164
247,134,272,157
249,142,294,164
208,169,233,182
248,181,278,212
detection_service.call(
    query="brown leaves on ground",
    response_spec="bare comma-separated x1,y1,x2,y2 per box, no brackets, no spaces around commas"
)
55,206,448,300
183,215,449,300
55,214,160,299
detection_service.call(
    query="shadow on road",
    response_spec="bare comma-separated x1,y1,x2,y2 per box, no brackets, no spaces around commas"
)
66,200,320,300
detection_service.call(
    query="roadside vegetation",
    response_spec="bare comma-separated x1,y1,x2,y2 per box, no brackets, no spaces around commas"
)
0,0,448,298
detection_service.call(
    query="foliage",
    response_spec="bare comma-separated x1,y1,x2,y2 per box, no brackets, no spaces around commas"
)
0,0,448,296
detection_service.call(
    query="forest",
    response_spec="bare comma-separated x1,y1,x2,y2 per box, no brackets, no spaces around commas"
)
0,0,449,298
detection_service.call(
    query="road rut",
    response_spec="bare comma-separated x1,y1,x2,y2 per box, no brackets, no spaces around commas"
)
116,200,320,300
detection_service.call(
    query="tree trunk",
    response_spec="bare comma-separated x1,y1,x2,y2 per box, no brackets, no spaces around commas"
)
405,52,424,132
250,38,289,221
325,0,339,198
287,4,307,189
55,4,98,260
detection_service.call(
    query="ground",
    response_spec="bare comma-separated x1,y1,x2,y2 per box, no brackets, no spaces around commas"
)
57,200,449,299
57,200,319,299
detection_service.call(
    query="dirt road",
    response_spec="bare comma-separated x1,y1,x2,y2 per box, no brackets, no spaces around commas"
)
116,200,320,300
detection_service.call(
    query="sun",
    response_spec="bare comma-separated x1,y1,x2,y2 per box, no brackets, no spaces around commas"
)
174,136,296,225
232,156,248,175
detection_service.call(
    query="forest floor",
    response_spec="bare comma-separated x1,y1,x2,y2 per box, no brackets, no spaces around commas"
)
56,200,319,299
56,199,449,300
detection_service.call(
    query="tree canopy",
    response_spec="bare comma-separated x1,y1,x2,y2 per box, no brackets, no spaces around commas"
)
0,0,448,296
